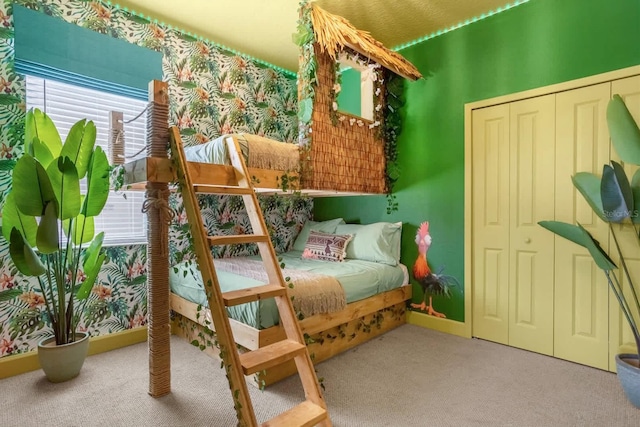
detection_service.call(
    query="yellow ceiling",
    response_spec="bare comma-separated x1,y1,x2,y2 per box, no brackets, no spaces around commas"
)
116,0,522,72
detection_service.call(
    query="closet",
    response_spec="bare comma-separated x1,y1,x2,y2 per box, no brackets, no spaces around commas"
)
470,71,640,372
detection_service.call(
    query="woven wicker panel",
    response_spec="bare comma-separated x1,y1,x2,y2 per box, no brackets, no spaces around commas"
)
302,48,386,193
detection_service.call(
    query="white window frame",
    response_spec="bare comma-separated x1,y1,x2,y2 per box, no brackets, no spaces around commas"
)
25,76,148,246
337,55,374,121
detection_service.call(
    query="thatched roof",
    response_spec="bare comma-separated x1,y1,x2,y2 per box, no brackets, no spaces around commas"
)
310,4,422,81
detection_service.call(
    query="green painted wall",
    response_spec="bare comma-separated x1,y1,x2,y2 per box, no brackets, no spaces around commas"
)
314,0,640,322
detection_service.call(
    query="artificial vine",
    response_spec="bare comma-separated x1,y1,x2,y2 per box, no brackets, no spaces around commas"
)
382,73,405,214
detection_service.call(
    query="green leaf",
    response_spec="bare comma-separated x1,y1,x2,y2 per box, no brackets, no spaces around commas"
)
0,94,21,105
601,162,632,223
12,154,56,216
77,253,105,300
1,192,37,246
178,81,198,89
0,159,15,171
25,109,62,160
36,201,59,254
292,24,313,46
9,227,46,276
31,137,54,169
0,289,21,302
71,213,95,245
220,92,236,100
298,98,313,123
571,172,609,222
47,156,80,220
60,119,96,179
631,169,640,224
0,28,14,39
181,128,198,136
82,147,110,217
83,232,104,273
607,94,640,165
538,221,617,270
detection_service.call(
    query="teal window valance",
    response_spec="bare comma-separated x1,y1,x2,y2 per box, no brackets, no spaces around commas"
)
13,5,162,100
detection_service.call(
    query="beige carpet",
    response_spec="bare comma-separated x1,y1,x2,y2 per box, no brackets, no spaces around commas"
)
1,324,637,426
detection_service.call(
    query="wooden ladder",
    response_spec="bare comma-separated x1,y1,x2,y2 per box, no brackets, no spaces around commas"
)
169,128,331,427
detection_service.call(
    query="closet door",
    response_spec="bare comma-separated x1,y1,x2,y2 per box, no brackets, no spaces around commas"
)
472,104,510,345
609,75,640,371
507,95,556,355
554,83,611,370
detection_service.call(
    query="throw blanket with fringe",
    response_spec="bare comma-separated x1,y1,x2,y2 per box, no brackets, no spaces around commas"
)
214,257,346,317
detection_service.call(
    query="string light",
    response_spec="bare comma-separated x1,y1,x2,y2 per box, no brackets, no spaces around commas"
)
392,0,530,51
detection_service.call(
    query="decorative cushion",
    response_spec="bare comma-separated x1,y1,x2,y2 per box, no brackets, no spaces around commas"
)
301,231,353,262
334,222,402,266
292,218,344,252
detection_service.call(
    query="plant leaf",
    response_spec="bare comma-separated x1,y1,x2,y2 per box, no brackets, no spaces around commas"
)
572,172,606,221
632,169,640,224
1,192,37,246
298,98,313,123
60,119,96,179
601,163,632,223
71,213,95,245
0,289,21,302
82,232,104,273
82,147,110,217
12,154,56,216
538,221,617,270
77,253,105,300
47,156,80,220
36,201,59,254
607,94,640,165
9,227,46,276
25,109,62,160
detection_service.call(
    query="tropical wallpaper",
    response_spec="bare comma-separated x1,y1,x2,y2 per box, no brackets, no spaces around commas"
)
0,0,309,359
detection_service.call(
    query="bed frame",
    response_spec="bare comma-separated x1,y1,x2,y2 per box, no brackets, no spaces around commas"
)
123,80,411,395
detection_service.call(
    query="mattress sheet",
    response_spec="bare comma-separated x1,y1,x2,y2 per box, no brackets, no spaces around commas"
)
169,251,407,329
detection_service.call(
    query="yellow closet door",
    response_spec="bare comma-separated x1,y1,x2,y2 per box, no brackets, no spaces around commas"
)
609,75,640,371
472,104,510,345
554,83,611,370
507,95,556,355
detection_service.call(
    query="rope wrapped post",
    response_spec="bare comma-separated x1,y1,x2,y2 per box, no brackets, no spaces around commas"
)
145,79,171,397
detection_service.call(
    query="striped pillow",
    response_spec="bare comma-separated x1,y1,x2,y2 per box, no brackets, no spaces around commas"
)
301,231,353,262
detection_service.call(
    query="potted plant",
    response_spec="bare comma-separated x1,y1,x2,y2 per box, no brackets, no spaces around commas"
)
1,108,109,382
539,94,640,408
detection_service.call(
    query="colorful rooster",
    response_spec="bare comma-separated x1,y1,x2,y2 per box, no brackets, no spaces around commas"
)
410,222,458,318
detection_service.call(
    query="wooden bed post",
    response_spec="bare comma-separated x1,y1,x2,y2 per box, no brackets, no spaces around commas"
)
145,80,171,397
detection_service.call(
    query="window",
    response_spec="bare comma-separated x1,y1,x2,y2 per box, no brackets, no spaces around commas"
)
26,76,148,246
336,55,375,121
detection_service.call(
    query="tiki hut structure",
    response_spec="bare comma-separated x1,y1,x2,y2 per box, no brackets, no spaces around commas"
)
300,4,422,194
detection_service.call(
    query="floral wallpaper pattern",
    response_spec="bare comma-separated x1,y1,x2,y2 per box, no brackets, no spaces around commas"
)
0,0,309,359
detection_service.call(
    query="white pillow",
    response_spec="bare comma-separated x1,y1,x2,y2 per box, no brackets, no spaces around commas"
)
334,222,402,266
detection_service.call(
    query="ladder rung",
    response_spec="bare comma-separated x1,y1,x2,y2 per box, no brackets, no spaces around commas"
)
222,284,286,306
194,185,253,195
239,339,305,375
208,235,270,245
262,400,327,427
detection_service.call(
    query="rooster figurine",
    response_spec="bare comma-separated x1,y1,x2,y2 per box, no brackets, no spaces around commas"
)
410,221,458,318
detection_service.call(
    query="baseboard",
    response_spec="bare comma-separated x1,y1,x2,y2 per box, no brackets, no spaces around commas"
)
0,326,148,380
407,310,471,338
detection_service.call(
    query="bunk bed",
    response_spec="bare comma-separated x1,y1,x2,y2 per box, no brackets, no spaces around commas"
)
123,3,422,396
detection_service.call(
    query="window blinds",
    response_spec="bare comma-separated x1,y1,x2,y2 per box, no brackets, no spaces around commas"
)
26,76,148,246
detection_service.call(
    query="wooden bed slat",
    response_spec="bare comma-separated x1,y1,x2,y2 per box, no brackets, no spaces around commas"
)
239,339,305,375
222,284,286,306
194,185,254,195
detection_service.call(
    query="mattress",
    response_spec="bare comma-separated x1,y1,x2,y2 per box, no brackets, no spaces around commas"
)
169,250,408,329
183,133,300,171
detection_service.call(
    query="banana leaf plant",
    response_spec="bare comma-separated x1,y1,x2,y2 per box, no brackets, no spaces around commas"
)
1,109,110,345
539,94,640,357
